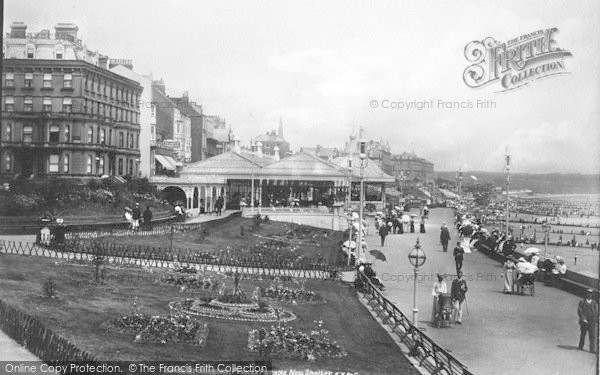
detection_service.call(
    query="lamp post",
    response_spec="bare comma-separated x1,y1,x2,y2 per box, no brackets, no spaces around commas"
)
250,140,256,214
542,223,551,255
357,139,368,264
504,146,511,238
408,238,426,328
347,215,354,265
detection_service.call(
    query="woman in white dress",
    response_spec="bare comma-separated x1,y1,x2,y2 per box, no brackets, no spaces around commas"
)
503,256,516,294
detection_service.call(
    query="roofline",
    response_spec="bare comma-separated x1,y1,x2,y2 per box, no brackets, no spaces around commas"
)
2,58,142,88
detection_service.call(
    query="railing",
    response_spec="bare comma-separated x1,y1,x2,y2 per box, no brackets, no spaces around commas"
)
1,239,353,280
357,271,473,375
241,206,332,214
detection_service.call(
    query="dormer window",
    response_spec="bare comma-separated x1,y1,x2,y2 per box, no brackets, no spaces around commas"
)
26,44,35,59
55,45,64,59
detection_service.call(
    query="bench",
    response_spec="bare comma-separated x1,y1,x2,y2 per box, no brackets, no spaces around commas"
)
560,270,599,296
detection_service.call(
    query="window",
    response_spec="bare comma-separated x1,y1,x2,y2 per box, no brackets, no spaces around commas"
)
43,97,52,112
63,154,69,173
118,158,123,175
55,45,64,59
96,127,100,144
100,129,106,144
26,45,35,59
128,159,133,175
119,132,124,148
24,96,33,112
87,155,93,174
108,129,112,145
24,73,33,87
129,134,134,148
63,73,72,88
49,154,60,173
43,73,52,88
64,125,70,142
177,122,181,134
151,125,156,141
87,127,94,143
99,158,104,175
5,123,12,141
62,97,72,112
23,125,33,143
4,153,11,172
49,125,60,143
4,96,14,112
5,73,14,87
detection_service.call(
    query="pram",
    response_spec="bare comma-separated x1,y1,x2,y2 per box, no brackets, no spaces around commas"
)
517,272,536,296
434,293,453,328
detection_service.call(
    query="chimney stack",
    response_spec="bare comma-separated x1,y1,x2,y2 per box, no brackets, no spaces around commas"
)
109,58,134,70
153,79,166,93
10,22,27,38
98,55,108,69
54,23,79,42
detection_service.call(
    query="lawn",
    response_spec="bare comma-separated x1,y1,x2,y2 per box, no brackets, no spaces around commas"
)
0,254,418,375
94,217,349,266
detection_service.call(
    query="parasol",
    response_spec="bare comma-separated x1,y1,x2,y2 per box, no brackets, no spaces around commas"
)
523,247,541,255
369,249,387,262
402,214,410,223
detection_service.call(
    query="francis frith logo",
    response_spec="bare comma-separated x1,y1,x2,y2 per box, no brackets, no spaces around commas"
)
463,28,572,92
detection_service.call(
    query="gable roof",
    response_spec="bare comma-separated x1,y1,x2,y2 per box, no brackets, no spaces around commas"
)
260,152,347,181
180,151,263,177
331,155,395,183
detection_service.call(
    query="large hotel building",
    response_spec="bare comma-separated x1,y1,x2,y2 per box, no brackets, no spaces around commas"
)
1,22,142,180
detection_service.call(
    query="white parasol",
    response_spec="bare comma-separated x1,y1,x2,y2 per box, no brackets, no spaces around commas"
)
523,247,541,255
342,240,357,249
402,214,410,223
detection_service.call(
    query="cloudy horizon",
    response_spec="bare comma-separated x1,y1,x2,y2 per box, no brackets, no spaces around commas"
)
4,0,600,174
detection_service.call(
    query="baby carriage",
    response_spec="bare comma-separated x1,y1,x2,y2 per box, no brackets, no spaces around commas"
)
517,272,536,296
435,293,453,328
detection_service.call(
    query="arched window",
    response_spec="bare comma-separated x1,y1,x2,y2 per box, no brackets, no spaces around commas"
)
55,45,64,59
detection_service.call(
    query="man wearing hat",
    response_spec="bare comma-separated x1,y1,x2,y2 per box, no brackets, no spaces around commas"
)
132,203,141,232
578,289,598,353
440,223,451,252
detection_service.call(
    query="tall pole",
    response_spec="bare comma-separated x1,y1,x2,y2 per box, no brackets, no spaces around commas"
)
358,168,364,263
505,146,511,237
412,265,419,328
250,141,255,214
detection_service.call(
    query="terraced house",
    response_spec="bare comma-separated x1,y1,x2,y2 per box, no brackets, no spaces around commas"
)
1,22,142,180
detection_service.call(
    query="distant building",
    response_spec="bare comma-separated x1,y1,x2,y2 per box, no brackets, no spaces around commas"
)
152,82,191,167
170,94,204,163
391,151,434,185
300,145,340,161
1,23,143,180
254,117,290,159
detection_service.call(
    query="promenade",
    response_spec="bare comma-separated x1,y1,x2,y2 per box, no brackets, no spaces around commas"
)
365,208,598,375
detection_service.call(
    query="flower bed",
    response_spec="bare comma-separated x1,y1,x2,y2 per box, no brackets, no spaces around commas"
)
260,286,323,304
247,321,347,360
106,313,208,346
159,273,222,291
169,299,296,323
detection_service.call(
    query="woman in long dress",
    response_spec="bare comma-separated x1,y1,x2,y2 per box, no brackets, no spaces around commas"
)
503,256,516,294
431,274,447,322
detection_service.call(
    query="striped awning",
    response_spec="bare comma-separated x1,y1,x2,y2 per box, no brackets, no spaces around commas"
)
155,155,175,171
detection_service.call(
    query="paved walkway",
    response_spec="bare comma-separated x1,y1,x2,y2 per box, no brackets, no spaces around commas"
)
365,208,598,375
0,328,40,361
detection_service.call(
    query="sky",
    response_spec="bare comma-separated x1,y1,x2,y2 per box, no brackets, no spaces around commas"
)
4,0,600,174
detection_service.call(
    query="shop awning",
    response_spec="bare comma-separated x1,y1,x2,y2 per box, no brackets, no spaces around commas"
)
155,155,175,171
165,156,180,168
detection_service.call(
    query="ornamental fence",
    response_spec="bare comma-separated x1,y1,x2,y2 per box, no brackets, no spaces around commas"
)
0,240,352,279
357,271,473,375
0,299,99,363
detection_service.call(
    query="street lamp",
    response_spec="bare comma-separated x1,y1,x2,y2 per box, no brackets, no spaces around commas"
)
542,223,551,255
346,214,355,265
250,140,256,214
357,139,368,265
408,237,426,328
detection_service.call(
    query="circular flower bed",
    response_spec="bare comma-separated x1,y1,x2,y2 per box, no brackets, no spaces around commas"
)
105,313,208,346
247,321,347,360
169,298,296,323
159,273,222,291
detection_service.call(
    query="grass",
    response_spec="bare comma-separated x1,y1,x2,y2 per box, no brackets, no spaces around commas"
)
96,217,348,265
0,254,418,375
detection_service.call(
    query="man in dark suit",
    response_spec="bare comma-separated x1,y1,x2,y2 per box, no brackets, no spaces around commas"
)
440,223,451,252
578,288,598,353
